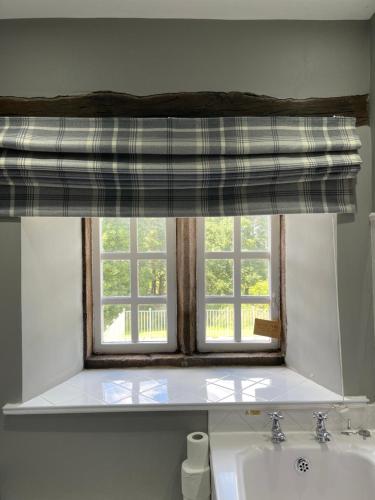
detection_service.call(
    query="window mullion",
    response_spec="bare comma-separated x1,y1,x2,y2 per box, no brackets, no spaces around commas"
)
176,218,197,354
233,216,242,343
130,219,139,344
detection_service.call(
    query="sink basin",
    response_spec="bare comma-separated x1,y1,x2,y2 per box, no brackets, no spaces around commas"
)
210,432,375,500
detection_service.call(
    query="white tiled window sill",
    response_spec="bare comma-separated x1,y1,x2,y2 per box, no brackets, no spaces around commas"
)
3,366,349,415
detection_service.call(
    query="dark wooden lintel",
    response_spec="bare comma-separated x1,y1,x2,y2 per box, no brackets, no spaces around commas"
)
86,352,284,369
0,91,368,126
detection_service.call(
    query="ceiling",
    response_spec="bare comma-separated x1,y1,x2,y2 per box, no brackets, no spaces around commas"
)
0,0,374,20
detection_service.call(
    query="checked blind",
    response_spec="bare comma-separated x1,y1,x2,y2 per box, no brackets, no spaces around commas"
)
0,115,362,217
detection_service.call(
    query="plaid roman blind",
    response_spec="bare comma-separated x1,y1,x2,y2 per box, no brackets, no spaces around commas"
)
0,115,361,217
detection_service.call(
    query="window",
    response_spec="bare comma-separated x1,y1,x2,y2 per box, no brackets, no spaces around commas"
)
88,216,281,358
196,216,280,352
92,218,177,353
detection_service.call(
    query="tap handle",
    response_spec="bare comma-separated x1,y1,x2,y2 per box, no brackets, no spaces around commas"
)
313,411,328,421
267,411,283,420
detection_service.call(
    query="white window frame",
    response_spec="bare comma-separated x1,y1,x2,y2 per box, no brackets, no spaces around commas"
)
92,218,177,354
196,215,280,352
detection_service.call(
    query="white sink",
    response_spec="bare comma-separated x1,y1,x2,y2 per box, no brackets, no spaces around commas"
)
210,432,375,500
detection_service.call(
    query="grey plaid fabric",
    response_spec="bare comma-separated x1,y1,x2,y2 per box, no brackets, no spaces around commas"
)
0,116,361,216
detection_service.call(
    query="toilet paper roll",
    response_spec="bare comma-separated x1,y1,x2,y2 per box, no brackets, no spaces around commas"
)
186,432,209,470
181,460,210,500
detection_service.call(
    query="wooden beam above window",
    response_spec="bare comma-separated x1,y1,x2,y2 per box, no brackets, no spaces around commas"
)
0,91,368,126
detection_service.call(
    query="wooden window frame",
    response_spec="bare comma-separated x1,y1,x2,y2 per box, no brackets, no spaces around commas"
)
83,216,286,368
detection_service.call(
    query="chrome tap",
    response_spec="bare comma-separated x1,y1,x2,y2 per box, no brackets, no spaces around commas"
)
313,411,331,443
268,411,286,444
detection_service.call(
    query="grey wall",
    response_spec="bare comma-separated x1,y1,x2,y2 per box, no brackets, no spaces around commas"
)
0,18,372,500
285,215,343,395
372,14,375,211
337,127,375,398
21,218,83,401
0,19,369,98
0,219,22,406
372,15,375,210
1,411,205,500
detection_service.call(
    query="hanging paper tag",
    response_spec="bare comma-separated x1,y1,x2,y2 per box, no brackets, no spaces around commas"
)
253,318,281,339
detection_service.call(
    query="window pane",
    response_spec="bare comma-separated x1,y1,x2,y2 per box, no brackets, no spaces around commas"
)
241,259,269,296
103,260,130,296
137,218,166,252
138,304,167,342
241,303,271,340
138,259,167,296
241,216,269,251
103,304,131,342
101,218,130,252
205,259,233,296
206,304,234,341
205,217,233,252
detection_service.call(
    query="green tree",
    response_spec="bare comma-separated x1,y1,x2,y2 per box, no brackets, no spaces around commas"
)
241,259,269,296
102,218,167,330
137,218,166,252
205,217,233,251
101,216,270,333
138,260,167,296
241,216,269,250
102,218,130,251
206,259,233,296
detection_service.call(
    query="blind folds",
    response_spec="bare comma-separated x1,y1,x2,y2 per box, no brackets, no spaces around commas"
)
0,116,361,217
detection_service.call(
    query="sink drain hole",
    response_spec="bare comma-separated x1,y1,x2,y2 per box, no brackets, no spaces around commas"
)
295,457,310,473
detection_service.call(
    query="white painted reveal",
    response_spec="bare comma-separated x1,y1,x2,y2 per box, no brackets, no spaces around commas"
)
21,218,83,400
285,214,343,396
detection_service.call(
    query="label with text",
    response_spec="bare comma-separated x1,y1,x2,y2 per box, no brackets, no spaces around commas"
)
253,318,281,339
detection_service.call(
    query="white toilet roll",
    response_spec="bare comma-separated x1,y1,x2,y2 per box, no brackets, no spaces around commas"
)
181,432,210,500
181,460,210,500
186,432,209,470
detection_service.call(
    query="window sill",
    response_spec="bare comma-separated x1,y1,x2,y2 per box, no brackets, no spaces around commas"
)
3,366,346,415
85,351,284,368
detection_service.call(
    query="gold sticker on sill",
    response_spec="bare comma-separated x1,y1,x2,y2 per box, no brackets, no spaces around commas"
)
253,318,281,339
245,410,261,416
